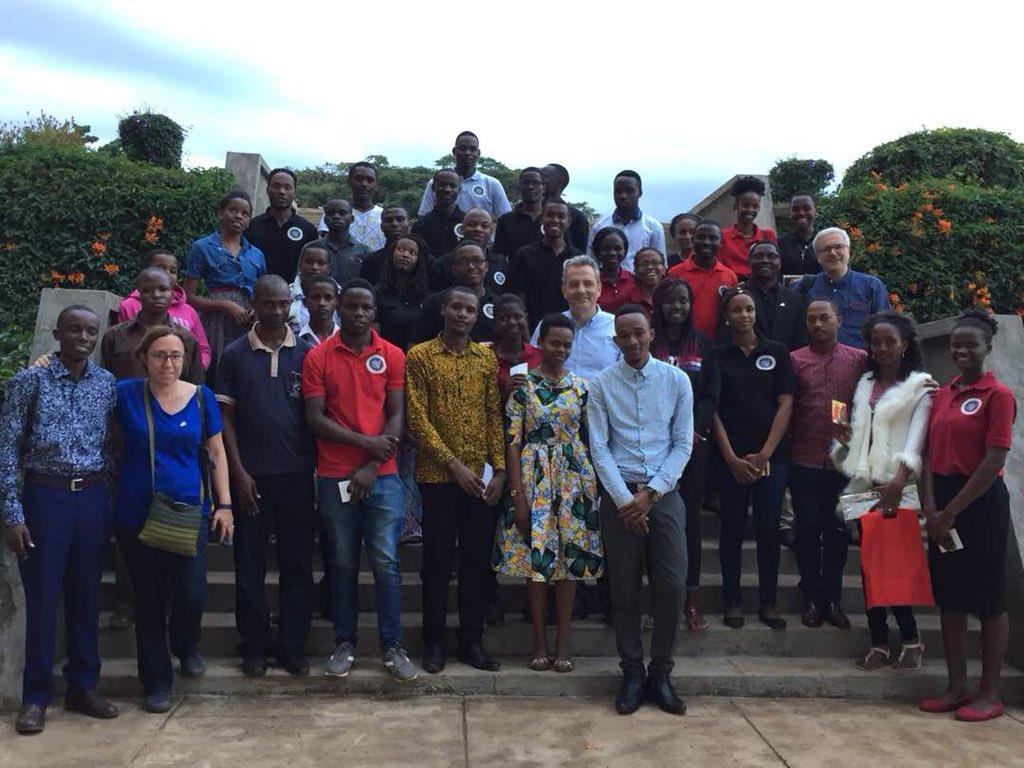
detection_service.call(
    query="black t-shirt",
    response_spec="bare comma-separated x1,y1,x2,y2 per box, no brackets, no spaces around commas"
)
506,241,581,326
360,247,389,285
714,337,795,458
409,287,497,346
493,205,541,258
246,210,319,281
376,285,426,351
778,231,821,276
412,206,464,262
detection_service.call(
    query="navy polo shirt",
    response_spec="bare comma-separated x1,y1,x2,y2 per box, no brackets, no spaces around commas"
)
215,327,316,475
246,210,319,281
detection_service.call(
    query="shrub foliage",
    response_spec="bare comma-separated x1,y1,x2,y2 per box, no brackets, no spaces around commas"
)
768,157,835,201
117,111,185,168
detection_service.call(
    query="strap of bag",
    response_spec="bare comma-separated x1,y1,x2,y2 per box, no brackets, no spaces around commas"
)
196,384,207,505
143,380,156,490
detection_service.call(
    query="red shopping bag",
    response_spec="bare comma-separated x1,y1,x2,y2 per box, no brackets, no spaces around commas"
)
859,508,935,609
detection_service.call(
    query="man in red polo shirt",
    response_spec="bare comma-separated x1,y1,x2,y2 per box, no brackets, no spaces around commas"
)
667,220,738,338
302,278,417,682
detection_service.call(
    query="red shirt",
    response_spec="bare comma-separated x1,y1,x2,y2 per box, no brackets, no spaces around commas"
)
927,372,1016,476
719,224,777,278
666,257,738,338
599,267,638,314
495,342,543,399
301,329,405,477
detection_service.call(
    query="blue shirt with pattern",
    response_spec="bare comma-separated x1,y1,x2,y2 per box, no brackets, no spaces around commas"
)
184,231,266,295
0,358,117,525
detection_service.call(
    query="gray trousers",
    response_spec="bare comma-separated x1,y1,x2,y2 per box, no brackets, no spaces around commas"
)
599,490,687,676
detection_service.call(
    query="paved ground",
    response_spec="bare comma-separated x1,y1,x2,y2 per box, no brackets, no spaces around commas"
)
3,694,1024,767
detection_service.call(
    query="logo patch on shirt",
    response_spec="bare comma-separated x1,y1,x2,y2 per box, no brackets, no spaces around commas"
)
718,285,728,296
365,354,387,374
960,397,982,415
454,223,464,238
492,271,506,286
483,303,495,319
755,354,776,371
286,226,304,242
473,185,484,195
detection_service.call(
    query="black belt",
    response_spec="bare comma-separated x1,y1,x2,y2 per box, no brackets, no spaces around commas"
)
25,471,105,492
624,480,677,494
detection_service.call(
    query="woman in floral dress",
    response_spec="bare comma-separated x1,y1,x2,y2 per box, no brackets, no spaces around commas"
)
493,313,603,672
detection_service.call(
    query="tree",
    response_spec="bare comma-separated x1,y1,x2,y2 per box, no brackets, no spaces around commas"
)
768,157,835,201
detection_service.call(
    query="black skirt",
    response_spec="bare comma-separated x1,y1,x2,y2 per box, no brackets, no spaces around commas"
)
928,474,1010,616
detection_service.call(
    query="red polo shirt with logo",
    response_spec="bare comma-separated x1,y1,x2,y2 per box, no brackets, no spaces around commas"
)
927,372,1016,476
719,224,777,278
302,329,405,477
667,257,738,338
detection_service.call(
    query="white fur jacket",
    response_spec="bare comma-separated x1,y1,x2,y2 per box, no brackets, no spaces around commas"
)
831,370,932,486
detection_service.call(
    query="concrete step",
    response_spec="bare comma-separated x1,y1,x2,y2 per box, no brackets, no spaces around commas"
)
95,610,971,660
82,656,1024,703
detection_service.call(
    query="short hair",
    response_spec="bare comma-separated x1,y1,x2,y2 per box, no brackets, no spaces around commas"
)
267,167,297,184
613,303,649,322
300,242,330,259
340,277,376,304
730,175,766,198
812,227,851,251
561,255,600,282
441,285,479,306
790,192,817,205
633,247,664,266
302,273,340,297
323,197,351,210
252,274,290,296
614,169,642,191
542,197,570,213
347,161,376,179
56,304,97,325
136,266,172,286
143,247,176,266
954,308,998,342
217,189,252,210
455,130,479,143
590,226,628,257
806,296,842,317
433,168,460,183
136,324,190,358
452,239,486,257
669,213,700,237
694,218,722,233
519,166,543,181
538,312,574,341
494,293,526,316
862,311,924,378
381,204,409,217
546,163,570,187
747,239,779,258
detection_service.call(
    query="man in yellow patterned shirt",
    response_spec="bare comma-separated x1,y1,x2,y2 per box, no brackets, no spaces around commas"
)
406,285,506,674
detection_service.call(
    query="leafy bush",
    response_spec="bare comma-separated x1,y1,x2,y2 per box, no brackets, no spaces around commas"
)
768,157,835,201
843,128,1024,188
118,111,184,168
0,142,233,335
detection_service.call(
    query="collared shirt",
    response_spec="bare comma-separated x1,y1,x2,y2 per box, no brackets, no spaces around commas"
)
405,336,504,482
788,342,867,468
587,210,667,272
101,314,204,384
411,286,498,346
359,246,390,286
376,284,425,350
598,268,639,315
319,205,385,252
302,329,405,477
298,320,340,346
412,205,464,261
185,231,266,295
418,170,513,218
715,337,796,458
798,269,891,349
928,372,1016,477
1,358,117,525
216,326,315,475
507,240,582,325
666,257,738,338
307,235,372,287
778,230,820,276
530,308,620,383
246,210,318,281
587,356,694,508
739,279,808,350
719,223,778,278
493,204,541,258
118,284,212,367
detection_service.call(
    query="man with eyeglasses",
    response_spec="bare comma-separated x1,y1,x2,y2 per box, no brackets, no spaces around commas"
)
796,227,890,349
410,240,498,344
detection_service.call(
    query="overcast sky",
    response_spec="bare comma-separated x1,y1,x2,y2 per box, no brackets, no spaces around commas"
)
2,0,1020,220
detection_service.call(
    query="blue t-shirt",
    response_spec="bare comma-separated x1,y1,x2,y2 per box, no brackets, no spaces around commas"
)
115,380,223,528
185,231,266,295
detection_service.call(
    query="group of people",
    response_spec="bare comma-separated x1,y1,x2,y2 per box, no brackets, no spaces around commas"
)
2,130,1017,735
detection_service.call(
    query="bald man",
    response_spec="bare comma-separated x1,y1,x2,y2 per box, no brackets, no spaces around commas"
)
428,208,509,294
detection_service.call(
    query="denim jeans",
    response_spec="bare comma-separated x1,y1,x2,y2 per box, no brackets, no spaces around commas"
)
318,473,404,652
789,465,850,605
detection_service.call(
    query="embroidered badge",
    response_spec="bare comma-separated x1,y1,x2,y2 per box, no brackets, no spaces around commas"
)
365,354,387,374
454,223,464,238
960,397,982,415
473,185,484,195
493,271,506,286
483,303,495,319
718,285,728,296
286,226,304,242
755,354,776,371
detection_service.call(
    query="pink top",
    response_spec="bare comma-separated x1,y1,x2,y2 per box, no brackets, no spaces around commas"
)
118,284,212,367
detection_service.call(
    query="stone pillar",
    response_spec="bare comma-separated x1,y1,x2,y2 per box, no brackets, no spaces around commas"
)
225,152,270,214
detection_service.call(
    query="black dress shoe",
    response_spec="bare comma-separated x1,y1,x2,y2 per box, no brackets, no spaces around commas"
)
242,656,267,677
15,704,46,734
179,654,206,678
486,603,506,627
615,669,645,715
284,655,310,676
644,674,687,715
824,602,852,630
802,600,823,628
456,643,501,671
422,644,446,674
64,689,119,719
758,611,788,630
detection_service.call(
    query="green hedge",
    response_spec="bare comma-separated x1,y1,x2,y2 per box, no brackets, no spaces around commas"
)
768,157,834,201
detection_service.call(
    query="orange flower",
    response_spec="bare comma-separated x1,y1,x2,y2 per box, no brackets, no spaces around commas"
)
90,241,106,255
67,272,85,285
97,231,111,241
873,182,887,192
143,231,159,244
102,263,119,276
984,216,996,224
895,182,909,192
147,215,164,229
908,283,919,294
937,219,953,234
912,211,923,221
920,203,934,213
848,226,863,240
949,290,957,302
869,170,882,180
948,183,956,190
49,270,66,284
866,242,880,252
2,241,16,251
892,247,903,256
966,281,977,291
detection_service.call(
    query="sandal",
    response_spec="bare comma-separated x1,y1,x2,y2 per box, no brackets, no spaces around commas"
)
552,658,575,674
855,646,890,671
895,641,924,671
530,656,551,672
685,604,709,632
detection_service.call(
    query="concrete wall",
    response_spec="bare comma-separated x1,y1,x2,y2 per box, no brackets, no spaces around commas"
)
28,288,122,366
225,152,270,214
689,174,777,232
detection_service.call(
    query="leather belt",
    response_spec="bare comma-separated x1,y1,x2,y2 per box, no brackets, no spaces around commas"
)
25,472,106,492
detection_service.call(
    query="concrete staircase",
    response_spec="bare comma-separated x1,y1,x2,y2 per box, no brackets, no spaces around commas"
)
89,510,1024,702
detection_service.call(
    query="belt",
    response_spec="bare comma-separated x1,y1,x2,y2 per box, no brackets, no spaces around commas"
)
25,471,106,492
624,480,677,494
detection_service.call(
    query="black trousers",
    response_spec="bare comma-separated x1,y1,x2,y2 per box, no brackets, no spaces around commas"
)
600,490,686,676
419,482,496,648
789,465,850,605
233,472,316,660
678,439,710,590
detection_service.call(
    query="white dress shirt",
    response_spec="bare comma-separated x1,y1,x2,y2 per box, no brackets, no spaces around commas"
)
418,169,513,218
587,210,667,272
530,308,620,383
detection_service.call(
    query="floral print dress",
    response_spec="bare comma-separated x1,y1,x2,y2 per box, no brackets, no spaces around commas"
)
492,371,603,582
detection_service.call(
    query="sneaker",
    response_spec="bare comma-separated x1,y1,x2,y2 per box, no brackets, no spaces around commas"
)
383,646,418,682
325,642,356,678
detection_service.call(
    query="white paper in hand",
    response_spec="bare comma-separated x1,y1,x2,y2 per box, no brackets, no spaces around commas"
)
938,528,964,553
482,463,494,487
510,363,528,377
338,480,352,503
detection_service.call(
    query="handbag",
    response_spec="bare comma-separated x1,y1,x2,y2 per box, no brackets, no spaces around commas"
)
137,382,208,557
859,508,934,609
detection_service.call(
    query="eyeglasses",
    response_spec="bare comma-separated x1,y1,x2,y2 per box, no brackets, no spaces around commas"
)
148,351,185,363
454,258,487,268
814,243,848,254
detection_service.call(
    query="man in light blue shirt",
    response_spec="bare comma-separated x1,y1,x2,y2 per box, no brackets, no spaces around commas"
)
587,170,667,271
530,255,619,382
587,304,693,717
417,131,512,218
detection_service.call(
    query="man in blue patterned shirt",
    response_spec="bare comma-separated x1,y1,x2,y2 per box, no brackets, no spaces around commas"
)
1,306,120,734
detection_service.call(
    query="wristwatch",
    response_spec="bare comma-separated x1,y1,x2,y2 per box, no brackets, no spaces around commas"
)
647,489,663,503
510,488,520,499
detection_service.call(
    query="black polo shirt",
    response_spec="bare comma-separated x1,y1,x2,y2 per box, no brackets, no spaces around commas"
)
409,286,497,346
308,235,371,286
428,249,509,294
493,204,541,258
507,241,581,326
778,231,821,276
567,205,590,254
246,210,319,281
360,247,389,285
714,337,795,458
412,205,464,262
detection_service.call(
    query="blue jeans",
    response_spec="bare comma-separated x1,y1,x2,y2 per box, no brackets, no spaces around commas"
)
318,473,404,652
